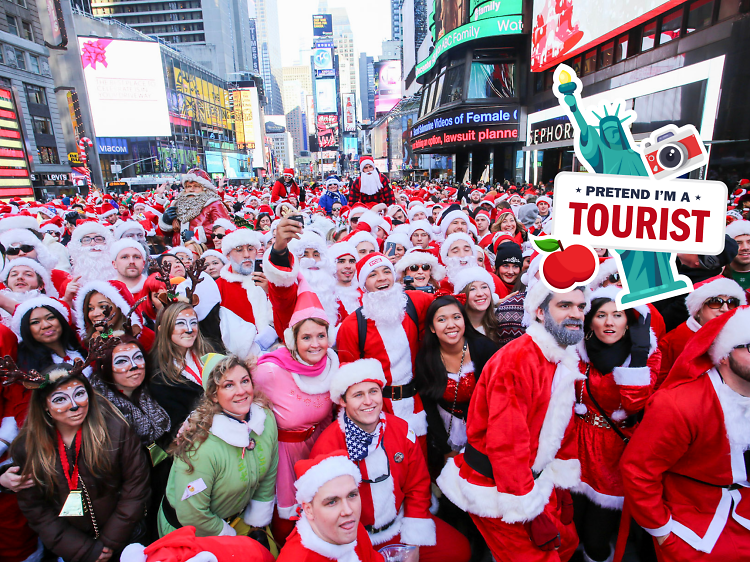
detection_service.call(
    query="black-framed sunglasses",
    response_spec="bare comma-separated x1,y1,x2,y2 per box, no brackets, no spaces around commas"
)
408,264,432,272
360,442,391,484
608,273,620,284
6,244,35,255
705,297,741,310
212,233,225,240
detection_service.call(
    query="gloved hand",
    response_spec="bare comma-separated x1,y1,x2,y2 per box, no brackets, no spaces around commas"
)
523,511,561,551
162,206,177,225
248,529,271,551
255,325,278,351
65,211,80,225
556,488,574,525
629,313,651,368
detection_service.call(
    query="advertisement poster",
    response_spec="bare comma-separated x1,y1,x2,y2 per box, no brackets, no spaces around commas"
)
315,78,337,114
317,114,339,149
78,38,171,137
431,0,467,41
374,60,402,115
343,93,356,132
232,88,257,150
312,14,333,37
313,48,333,71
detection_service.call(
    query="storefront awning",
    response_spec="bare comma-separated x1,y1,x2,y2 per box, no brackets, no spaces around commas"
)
522,139,574,151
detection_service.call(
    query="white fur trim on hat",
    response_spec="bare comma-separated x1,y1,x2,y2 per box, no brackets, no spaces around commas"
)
357,253,395,290
385,231,412,251
524,281,591,321
169,246,192,259
71,222,113,245
726,220,750,239
73,281,140,340
408,220,434,240
452,266,496,297
590,284,650,319
2,257,58,298
709,307,750,364
182,172,215,192
685,278,746,319
329,358,387,402
109,239,146,262
0,228,57,270
0,215,39,232
348,230,378,251
11,296,69,341
440,232,476,261
587,258,619,291
289,231,328,259
536,196,552,206
407,205,428,222
329,241,358,262
221,228,261,255
201,249,228,264
294,455,362,504
113,220,145,240
359,157,374,172
439,209,469,238
212,218,235,231
395,249,445,281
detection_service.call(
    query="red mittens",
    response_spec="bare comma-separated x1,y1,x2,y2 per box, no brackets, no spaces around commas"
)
524,511,561,551
557,488,574,525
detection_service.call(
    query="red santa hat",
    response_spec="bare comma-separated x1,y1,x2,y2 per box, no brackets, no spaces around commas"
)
113,220,146,241
96,203,117,219
385,231,412,251
586,257,620,290
182,168,215,191
346,230,378,252
328,358,387,403
212,218,235,231
288,231,328,259
356,210,382,234
283,276,331,350
440,232,476,262
11,296,70,341
294,450,362,504
436,205,469,239
395,248,446,281
359,156,374,173
451,266,499,305
0,228,58,270
73,280,142,340
684,275,746,319
355,252,395,291
109,238,147,262
536,196,553,207
328,241,358,263
407,205,428,222
0,212,40,232
200,249,228,265
41,216,64,234
220,228,261,255
726,219,750,239
283,168,294,177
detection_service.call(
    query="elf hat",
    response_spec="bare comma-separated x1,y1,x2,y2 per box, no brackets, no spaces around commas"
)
355,252,395,291
329,358,387,402
294,450,362,504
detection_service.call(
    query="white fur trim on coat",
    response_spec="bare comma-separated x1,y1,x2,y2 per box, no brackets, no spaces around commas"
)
243,498,276,527
400,517,437,547
685,278,746,319
572,481,624,510
296,513,361,562
294,455,362,504
218,266,272,332
395,250,445,281
219,520,237,536
709,307,750,365
262,250,300,288
219,306,258,360
613,366,652,387
329,359,386,402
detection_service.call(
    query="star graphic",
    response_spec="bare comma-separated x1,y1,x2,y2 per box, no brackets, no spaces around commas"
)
576,188,581,193
696,195,701,200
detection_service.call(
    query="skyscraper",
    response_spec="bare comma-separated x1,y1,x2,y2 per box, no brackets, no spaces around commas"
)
391,0,402,41
358,53,375,121
255,0,284,115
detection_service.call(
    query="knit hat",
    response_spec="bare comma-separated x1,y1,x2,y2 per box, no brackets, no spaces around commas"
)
200,353,226,392
2,257,58,298
395,248,446,281
283,276,330,350
182,168,214,191
109,238,147,262
494,243,523,267
726,219,750,239
11,296,70,341
329,358,387,402
73,280,142,340
452,266,499,304
516,204,539,227
440,232,475,262
359,156,374,172
221,228,261,255
0,228,58,270
201,249,228,264
294,450,362,504
355,252,395,291
684,275,746,319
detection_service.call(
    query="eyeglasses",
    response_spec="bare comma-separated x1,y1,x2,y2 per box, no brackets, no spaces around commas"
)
734,343,750,353
704,297,741,310
6,244,35,255
408,264,432,272
360,442,391,484
212,233,225,240
80,235,106,245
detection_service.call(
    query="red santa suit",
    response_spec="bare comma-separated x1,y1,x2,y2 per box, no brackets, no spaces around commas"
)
271,173,300,203
621,306,750,561
436,313,583,561
278,520,383,562
656,317,700,388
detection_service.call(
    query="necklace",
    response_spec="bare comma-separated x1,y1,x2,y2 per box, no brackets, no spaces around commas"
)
442,341,467,435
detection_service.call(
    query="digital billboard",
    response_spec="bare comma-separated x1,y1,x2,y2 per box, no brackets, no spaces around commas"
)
315,78,337,114
0,87,32,196
374,60,402,115
312,14,333,37
430,0,467,42
532,0,678,71
343,93,356,132
78,37,171,137
313,48,333,71
411,105,520,151
317,115,339,149
232,88,258,150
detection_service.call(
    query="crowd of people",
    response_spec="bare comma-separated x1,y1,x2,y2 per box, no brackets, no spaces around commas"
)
0,157,749,562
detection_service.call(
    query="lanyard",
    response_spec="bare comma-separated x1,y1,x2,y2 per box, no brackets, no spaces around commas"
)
183,352,203,385
57,427,83,491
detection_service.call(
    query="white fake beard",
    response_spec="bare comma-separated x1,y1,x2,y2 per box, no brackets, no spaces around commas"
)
361,283,407,327
335,283,361,314
300,258,339,321
70,245,116,284
0,288,43,303
229,257,254,276
444,255,478,281
360,171,382,196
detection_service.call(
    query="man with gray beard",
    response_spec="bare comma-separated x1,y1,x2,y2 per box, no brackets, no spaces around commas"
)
214,227,276,359
437,282,589,562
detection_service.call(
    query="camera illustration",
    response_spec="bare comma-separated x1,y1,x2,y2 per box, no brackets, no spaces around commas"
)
641,124,708,181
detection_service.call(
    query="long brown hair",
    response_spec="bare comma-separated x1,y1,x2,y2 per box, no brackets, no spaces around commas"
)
168,355,270,472
151,302,212,385
11,370,116,497
83,290,124,340
460,283,500,343
491,211,527,238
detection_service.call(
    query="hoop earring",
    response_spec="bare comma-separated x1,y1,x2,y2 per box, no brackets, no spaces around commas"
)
585,330,594,341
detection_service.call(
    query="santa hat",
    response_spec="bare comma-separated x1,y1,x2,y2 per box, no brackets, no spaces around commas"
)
294,450,362,504
589,284,651,319
708,306,750,365
436,205,469,238
169,246,192,259
328,358,387,402
348,204,367,222
212,218,235,231
346,230,378,252
200,249,228,264
586,257,620,290
70,221,113,246
440,232,475,262
2,257,58,298
536,196,553,207
112,220,145,241
356,210,382,234
408,220,434,240
0,213,40,232
11,296,70,341
288,231,328,259
726,219,750,239
328,241,358,263
451,266,499,304
182,168,214,191
0,228,58,270
275,200,296,218
474,209,491,222
684,275,746,319
73,280,142,340
96,203,117,219
523,280,591,322
386,204,405,219
41,216,64,234
110,238,147,262
283,276,331,350
385,231,412,251
283,168,294,177
407,205,428,222
359,156,374,173
395,248,446,281
220,228,261,255
355,252,395,291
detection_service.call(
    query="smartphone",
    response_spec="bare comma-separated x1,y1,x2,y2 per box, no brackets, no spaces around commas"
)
254,260,263,273
384,242,397,257
288,214,304,225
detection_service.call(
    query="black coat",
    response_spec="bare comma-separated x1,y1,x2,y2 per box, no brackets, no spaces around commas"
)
149,371,203,437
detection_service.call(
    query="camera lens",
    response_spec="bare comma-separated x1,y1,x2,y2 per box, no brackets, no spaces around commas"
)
657,144,685,170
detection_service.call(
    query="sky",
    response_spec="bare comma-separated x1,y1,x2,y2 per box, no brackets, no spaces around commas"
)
271,0,393,66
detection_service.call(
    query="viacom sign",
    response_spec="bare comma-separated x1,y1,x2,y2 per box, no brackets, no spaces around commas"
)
415,16,523,78
96,137,129,154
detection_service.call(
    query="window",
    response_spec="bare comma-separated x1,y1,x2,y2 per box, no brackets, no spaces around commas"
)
14,49,25,70
468,62,515,98
688,0,714,31
440,65,464,105
21,21,33,42
615,34,629,62
25,84,47,105
599,40,615,68
37,146,60,164
583,49,597,74
0,46,4,65
32,115,53,135
641,20,657,51
660,9,683,44
571,56,582,76
6,15,18,36
719,0,742,20
16,0,27,7
28,55,39,74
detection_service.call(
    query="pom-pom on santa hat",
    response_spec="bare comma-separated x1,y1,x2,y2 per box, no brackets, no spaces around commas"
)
359,156,375,173
294,450,362,504
726,219,750,239
182,168,214,191
355,252,395,291
283,276,331,351
684,275,746,319
329,358,387,402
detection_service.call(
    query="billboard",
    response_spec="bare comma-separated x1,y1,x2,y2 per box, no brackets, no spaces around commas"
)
316,114,339,149
0,87,32,196
312,14,333,37
343,93,356,132
411,105,520,151
315,78,337,114
431,0,468,41
313,48,333,71
374,60,401,115
532,0,677,71
78,37,171,137
232,88,258,151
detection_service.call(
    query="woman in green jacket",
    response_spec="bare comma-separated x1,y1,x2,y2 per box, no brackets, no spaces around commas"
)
158,353,278,537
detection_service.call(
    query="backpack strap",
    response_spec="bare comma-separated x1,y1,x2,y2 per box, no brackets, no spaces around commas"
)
356,295,419,360
404,294,419,338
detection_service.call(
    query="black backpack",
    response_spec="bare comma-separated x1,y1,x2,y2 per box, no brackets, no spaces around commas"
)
355,295,419,359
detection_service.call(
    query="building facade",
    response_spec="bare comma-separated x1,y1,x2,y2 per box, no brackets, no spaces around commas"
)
358,53,374,121
255,0,284,115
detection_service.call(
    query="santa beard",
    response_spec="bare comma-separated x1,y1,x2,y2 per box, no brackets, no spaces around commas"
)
360,171,382,196
444,255,478,283
70,245,116,284
300,258,339,322
335,283,361,314
362,283,407,327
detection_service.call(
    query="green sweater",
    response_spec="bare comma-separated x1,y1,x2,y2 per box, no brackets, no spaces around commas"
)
158,403,278,537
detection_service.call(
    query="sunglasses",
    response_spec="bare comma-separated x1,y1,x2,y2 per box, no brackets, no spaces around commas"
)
212,233,225,239
6,244,35,255
608,273,620,284
360,442,391,484
734,343,750,353
704,297,741,310
408,264,432,272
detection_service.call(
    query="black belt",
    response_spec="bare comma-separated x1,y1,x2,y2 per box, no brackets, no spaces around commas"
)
365,517,398,535
382,382,416,401
464,443,541,481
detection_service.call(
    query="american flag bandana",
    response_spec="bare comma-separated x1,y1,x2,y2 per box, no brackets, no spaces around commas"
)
343,412,386,461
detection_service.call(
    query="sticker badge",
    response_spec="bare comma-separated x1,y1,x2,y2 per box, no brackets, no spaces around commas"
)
406,428,416,444
394,452,404,463
181,478,207,501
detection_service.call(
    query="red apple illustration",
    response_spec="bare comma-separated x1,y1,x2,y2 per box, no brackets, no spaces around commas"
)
533,237,598,291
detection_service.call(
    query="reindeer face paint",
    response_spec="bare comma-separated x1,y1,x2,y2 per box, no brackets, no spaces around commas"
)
46,380,89,429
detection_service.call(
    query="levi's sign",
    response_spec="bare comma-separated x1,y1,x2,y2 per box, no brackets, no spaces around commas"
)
551,172,727,255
